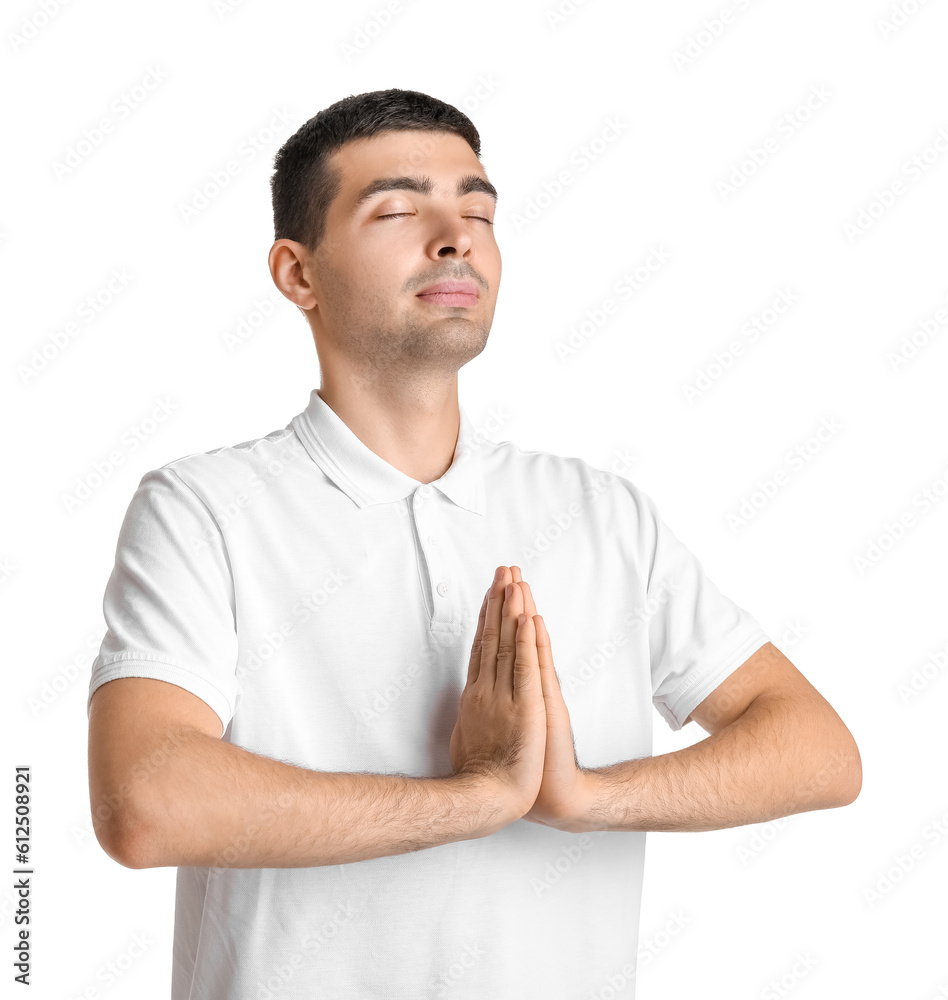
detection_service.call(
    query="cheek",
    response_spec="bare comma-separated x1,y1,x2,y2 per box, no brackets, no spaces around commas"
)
352,234,413,274
484,247,502,288
321,248,380,294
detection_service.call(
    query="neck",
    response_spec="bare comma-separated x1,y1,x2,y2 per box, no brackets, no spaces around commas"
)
316,371,461,485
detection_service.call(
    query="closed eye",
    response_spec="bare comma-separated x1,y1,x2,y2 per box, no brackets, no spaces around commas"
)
377,213,493,225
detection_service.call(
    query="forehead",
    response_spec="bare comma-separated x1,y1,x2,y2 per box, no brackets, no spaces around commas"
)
327,130,493,209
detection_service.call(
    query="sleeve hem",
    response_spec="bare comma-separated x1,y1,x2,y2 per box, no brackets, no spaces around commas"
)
87,655,236,734
655,628,771,732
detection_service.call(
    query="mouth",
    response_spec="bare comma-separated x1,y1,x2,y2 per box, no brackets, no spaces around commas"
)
416,280,479,308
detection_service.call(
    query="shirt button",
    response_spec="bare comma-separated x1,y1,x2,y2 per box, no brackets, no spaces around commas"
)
436,581,450,597
428,535,438,547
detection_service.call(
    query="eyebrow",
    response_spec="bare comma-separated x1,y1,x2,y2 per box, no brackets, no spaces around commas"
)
351,173,498,213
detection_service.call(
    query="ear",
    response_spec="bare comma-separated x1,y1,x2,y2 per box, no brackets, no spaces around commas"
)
268,239,318,310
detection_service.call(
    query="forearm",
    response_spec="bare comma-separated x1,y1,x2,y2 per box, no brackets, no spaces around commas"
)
99,730,509,869
577,695,861,833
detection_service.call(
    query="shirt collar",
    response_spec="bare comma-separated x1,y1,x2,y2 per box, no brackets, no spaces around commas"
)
291,389,486,516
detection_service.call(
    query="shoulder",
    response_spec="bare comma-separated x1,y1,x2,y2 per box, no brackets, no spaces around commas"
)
479,434,650,511
144,422,304,497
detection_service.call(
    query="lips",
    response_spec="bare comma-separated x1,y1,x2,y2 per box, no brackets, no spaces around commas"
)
416,280,479,307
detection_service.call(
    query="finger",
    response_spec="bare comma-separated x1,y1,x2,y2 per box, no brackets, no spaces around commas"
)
465,587,490,685
534,614,562,710
533,614,578,766
513,611,540,699
495,580,524,693
512,571,537,618
534,614,555,678
479,566,510,687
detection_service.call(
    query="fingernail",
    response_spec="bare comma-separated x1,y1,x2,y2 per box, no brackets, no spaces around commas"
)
495,566,504,582
505,583,513,600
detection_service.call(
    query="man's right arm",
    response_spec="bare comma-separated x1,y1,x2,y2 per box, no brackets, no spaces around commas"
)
88,676,507,869
88,569,547,870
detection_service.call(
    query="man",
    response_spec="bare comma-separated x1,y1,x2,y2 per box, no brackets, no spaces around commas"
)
87,89,861,999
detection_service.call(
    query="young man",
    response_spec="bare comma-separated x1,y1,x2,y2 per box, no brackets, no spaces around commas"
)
87,89,861,999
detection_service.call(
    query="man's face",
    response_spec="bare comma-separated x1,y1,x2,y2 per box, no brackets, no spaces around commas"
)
306,129,502,383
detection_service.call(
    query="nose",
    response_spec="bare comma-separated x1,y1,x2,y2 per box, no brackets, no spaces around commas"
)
426,212,474,261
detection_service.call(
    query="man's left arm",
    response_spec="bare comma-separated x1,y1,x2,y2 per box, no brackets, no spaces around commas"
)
506,569,862,835
573,640,862,834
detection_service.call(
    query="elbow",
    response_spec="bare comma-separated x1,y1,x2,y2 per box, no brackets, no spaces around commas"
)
90,787,163,870
816,729,863,809
838,744,862,806
836,726,862,806
94,817,157,870
98,824,158,870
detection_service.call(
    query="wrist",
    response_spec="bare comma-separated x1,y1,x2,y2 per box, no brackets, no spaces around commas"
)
449,770,522,837
563,769,604,834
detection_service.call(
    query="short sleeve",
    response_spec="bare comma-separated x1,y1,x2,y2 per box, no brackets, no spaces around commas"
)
87,466,241,733
625,482,770,732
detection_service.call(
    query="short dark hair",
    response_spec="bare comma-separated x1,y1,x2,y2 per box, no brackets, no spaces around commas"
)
270,89,482,252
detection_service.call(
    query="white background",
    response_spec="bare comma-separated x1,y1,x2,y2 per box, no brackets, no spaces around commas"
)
3,0,947,997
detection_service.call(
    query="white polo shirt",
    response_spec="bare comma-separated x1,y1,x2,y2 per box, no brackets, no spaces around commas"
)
88,388,769,1000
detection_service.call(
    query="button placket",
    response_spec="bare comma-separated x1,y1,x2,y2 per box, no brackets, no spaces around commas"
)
412,484,456,631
